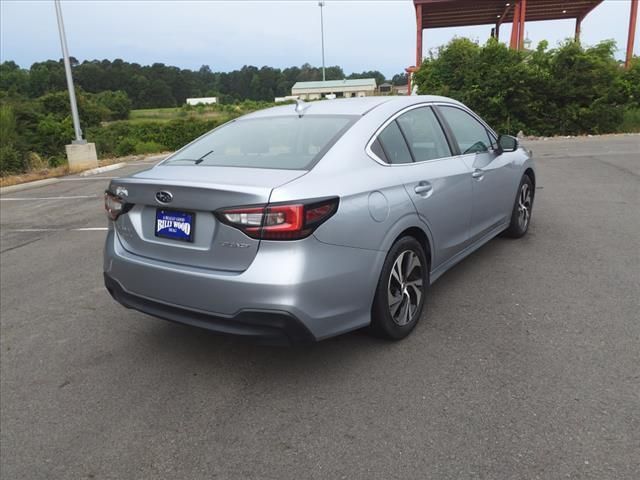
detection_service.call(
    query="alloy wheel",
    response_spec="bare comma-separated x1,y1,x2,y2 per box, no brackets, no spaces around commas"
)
387,250,423,326
517,183,532,231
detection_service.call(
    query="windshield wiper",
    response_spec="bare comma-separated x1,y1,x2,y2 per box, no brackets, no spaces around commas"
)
195,150,214,164
164,150,213,165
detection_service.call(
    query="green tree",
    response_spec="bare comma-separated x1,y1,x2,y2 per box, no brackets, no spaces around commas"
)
391,73,408,86
0,61,29,95
348,70,386,86
94,90,132,120
27,60,66,97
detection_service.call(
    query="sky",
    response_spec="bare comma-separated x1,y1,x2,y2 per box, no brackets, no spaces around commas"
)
1,0,638,77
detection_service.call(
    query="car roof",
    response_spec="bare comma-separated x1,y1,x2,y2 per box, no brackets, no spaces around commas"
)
241,95,464,119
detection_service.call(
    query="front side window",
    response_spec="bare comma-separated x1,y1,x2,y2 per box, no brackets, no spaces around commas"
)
396,106,451,161
439,106,493,155
163,115,355,170
377,121,413,164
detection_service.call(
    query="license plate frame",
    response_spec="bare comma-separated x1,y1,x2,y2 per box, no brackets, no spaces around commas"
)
155,208,195,243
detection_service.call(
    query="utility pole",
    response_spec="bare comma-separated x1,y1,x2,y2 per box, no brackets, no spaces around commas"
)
54,0,83,143
319,1,326,81
54,0,98,168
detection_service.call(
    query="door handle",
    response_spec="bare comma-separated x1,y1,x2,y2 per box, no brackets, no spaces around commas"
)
471,169,484,179
414,181,433,195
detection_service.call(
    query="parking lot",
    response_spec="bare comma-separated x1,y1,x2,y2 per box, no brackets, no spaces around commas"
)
1,135,638,479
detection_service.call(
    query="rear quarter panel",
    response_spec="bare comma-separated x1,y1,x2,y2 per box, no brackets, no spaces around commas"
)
269,102,434,255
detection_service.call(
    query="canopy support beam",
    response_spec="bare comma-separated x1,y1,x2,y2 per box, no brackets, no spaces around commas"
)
626,0,638,69
416,3,423,67
510,0,521,49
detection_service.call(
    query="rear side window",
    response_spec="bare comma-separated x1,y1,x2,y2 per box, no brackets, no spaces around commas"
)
438,106,493,155
370,139,388,163
396,107,451,161
163,115,355,170
377,121,413,164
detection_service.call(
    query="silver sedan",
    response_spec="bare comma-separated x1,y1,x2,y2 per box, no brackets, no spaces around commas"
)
103,96,535,344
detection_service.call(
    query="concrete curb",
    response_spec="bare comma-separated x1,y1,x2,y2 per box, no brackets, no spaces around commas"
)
145,154,168,162
79,162,126,177
0,178,61,195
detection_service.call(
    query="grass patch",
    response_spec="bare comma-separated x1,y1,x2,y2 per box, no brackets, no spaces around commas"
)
127,106,226,124
134,141,167,154
125,101,280,125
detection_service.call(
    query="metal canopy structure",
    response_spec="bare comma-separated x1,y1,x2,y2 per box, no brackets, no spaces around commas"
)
412,0,638,71
415,0,602,29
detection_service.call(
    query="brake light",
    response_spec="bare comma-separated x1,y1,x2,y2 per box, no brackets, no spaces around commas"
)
216,197,339,240
104,191,126,220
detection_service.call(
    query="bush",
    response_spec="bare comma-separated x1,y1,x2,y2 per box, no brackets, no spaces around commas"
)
414,38,633,136
621,57,640,108
24,152,48,171
40,90,107,128
0,105,25,174
115,138,136,157
87,117,222,158
0,145,23,175
35,114,74,160
621,108,640,133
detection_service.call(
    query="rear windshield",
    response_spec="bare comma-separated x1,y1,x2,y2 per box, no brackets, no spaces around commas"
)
163,115,356,170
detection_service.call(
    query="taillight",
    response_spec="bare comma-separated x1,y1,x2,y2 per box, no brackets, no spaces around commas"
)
216,197,339,240
104,191,132,220
104,191,125,220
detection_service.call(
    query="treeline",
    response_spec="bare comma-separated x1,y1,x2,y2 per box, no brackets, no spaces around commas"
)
414,38,639,136
0,92,272,175
0,59,407,107
87,101,278,159
3,40,638,176
0,59,407,175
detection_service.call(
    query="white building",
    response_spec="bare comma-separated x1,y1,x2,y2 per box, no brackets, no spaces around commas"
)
274,95,300,103
186,97,218,106
291,79,377,100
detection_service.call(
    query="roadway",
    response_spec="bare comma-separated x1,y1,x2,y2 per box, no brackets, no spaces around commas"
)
1,135,638,479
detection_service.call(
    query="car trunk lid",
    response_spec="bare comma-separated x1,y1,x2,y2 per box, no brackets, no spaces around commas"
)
108,166,306,272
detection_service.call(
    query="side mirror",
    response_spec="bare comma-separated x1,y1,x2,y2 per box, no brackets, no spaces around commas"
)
497,134,518,153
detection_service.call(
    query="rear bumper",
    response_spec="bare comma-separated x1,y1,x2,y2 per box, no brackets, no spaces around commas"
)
104,273,313,345
103,229,384,341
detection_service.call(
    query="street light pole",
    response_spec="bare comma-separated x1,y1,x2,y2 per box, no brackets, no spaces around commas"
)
54,0,84,144
318,1,326,82
53,0,97,169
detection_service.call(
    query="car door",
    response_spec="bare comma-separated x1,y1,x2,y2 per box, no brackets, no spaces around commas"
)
372,105,473,269
436,105,514,243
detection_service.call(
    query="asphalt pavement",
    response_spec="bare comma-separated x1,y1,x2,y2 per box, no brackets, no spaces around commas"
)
1,135,639,479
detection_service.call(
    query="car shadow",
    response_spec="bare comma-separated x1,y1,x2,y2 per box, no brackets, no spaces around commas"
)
134,233,523,378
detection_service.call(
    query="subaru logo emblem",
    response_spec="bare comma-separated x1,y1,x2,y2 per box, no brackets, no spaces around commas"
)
155,190,173,204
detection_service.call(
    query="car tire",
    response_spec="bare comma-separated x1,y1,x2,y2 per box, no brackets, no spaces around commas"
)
370,236,428,340
504,174,534,238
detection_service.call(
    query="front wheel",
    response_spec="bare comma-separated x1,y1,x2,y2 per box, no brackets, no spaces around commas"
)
370,236,428,340
504,175,534,238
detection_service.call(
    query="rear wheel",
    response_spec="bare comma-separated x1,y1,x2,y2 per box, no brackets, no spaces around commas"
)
504,175,534,238
370,236,428,340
